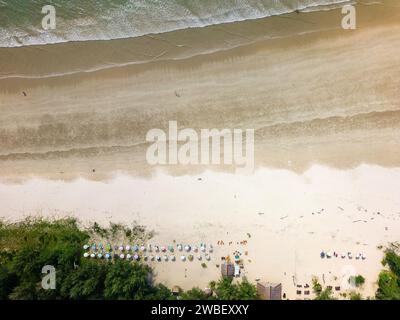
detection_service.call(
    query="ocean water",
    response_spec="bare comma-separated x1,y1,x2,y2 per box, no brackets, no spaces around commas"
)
0,0,352,47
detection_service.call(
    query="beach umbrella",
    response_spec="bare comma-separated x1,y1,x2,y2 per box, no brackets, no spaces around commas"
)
198,255,202,260
90,253,96,258
156,256,161,262
204,288,213,297
126,245,131,251
164,255,168,261
91,244,96,251
168,245,174,252
201,246,206,252
155,246,160,252
133,254,139,261
133,245,139,252
126,254,132,260
171,255,176,261
83,244,89,250
97,253,103,259
326,251,332,258
193,246,198,252
99,243,103,250
320,251,325,258
341,253,346,258
172,286,181,295
119,254,125,259
119,245,124,251
177,244,183,251
362,253,366,260
188,255,194,261
185,245,191,252
140,246,146,252
147,244,152,252
161,246,166,252
106,243,111,251
105,253,111,259
205,255,211,261
150,255,154,261
83,252,89,258
180,255,186,261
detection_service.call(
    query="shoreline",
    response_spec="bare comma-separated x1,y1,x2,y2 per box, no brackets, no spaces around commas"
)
1,1,398,83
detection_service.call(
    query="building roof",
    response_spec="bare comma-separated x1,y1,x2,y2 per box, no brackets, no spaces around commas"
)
258,282,281,288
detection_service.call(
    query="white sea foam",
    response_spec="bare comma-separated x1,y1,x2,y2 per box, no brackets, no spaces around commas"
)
0,0,353,48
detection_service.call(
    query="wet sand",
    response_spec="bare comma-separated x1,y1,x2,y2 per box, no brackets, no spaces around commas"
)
1,2,400,179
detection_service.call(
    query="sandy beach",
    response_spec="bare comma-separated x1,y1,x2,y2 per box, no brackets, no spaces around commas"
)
1,0,400,299
1,165,400,299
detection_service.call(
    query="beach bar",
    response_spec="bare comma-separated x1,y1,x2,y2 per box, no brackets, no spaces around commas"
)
221,263,234,277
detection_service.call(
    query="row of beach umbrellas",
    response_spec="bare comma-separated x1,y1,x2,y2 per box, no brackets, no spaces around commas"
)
320,251,366,260
83,243,213,254
83,252,212,262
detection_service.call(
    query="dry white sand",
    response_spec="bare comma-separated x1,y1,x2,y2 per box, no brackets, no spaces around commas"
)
1,164,399,299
